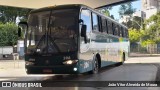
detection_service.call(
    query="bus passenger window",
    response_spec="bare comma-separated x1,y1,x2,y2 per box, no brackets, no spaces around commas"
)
115,25,119,36
123,28,126,37
92,13,99,32
119,27,122,37
108,21,113,34
112,23,115,35
106,20,108,33
101,17,107,33
120,27,124,37
125,29,129,38
98,16,102,32
118,26,121,36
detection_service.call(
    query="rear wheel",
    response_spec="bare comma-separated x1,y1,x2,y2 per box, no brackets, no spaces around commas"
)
120,53,125,65
122,53,125,63
115,53,125,66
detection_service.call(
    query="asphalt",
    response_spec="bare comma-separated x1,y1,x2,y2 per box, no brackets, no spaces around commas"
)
0,56,160,77
0,56,160,90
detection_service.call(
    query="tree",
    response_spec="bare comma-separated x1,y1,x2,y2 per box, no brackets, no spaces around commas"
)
0,6,31,23
144,12,160,44
118,2,136,18
128,28,142,44
0,22,18,46
122,16,143,30
99,7,115,19
101,9,110,16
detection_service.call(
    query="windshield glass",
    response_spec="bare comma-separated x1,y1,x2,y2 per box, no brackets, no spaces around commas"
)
26,9,78,54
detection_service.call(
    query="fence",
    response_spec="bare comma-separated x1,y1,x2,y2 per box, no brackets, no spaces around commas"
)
130,43,160,54
0,46,13,59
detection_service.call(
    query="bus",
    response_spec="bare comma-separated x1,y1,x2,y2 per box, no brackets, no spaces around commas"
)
18,4,130,74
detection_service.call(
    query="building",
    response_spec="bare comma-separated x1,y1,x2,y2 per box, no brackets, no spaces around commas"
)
142,0,160,19
119,15,130,23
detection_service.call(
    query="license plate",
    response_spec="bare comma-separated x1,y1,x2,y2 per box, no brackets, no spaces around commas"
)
43,69,52,73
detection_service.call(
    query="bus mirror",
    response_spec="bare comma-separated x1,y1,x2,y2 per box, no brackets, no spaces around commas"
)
18,21,28,37
18,27,21,37
81,24,87,44
81,24,87,37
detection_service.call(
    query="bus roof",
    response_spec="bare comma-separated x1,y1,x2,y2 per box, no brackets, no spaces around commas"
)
30,4,128,29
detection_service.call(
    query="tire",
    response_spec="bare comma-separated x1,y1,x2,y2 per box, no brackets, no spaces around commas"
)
90,57,99,74
26,68,33,74
120,53,125,65
122,53,125,63
115,53,125,66
26,69,31,74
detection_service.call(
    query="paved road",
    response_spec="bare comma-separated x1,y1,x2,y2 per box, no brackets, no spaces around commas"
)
0,57,160,90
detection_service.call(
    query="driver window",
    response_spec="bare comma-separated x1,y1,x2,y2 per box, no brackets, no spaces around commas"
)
80,9,91,53
81,9,91,34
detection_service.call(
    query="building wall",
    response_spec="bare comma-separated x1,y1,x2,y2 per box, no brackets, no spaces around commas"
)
142,0,160,19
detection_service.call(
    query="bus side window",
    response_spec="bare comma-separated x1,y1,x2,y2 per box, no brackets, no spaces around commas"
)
98,16,102,32
106,20,108,33
121,27,124,37
119,26,122,37
118,26,121,36
92,13,99,32
125,28,129,38
101,17,107,33
108,21,113,35
112,23,115,35
123,28,126,37
114,25,119,36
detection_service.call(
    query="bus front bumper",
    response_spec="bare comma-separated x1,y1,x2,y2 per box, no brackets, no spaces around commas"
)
25,65,79,74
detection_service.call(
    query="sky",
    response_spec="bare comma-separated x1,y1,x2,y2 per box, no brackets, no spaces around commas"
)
109,0,141,20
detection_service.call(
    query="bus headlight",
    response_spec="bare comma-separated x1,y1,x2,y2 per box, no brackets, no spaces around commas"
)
25,61,35,65
63,60,78,65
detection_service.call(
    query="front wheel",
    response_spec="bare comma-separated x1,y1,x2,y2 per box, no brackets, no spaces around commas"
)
90,57,99,74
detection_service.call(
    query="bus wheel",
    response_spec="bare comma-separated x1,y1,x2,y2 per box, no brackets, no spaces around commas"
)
116,53,125,66
26,69,31,74
120,53,125,65
122,53,125,63
90,57,99,74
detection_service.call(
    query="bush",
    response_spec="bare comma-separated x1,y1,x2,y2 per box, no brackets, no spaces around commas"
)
0,22,18,46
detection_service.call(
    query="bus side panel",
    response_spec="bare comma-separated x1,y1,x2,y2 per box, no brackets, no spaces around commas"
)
91,32,121,68
78,58,93,73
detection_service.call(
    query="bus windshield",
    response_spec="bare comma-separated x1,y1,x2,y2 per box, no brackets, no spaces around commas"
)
26,9,78,54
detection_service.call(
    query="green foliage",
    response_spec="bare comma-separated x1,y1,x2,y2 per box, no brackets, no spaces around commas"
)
0,22,18,46
118,2,136,18
141,39,155,47
143,12,160,44
100,7,115,19
0,6,31,23
128,28,142,43
102,10,110,16
123,16,143,30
